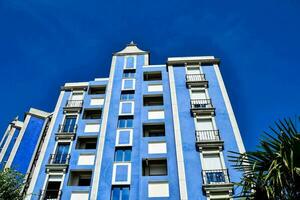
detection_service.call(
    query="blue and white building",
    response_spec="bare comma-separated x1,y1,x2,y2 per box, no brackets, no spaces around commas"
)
0,42,245,200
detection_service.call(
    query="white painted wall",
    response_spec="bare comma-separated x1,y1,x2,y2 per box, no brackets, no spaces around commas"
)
148,110,164,120
90,98,104,106
84,124,100,133
78,154,95,165
148,142,167,154
148,182,169,197
148,84,163,92
70,192,89,200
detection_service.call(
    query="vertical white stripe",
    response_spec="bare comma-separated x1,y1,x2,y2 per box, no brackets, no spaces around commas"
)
90,56,117,199
213,64,246,153
168,66,188,200
0,126,14,162
25,91,65,200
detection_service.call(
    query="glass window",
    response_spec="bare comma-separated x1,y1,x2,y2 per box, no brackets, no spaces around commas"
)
120,93,134,101
125,57,134,69
122,79,135,90
118,119,133,128
63,115,77,132
123,72,135,78
114,148,131,162
54,143,70,164
111,187,130,200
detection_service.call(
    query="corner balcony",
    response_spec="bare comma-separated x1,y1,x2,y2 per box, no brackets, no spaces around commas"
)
63,100,83,112
190,99,215,116
39,189,62,200
186,74,208,88
45,154,70,173
195,130,224,150
55,124,77,140
202,169,233,195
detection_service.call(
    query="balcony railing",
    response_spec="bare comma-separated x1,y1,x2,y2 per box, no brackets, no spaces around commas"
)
58,124,77,134
48,154,70,165
191,99,213,109
186,74,206,82
202,169,230,185
39,189,62,200
196,130,220,142
65,100,83,108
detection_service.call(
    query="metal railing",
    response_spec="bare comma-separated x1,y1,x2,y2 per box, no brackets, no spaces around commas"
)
65,100,83,108
39,189,62,200
186,74,206,82
48,154,70,165
196,130,220,142
202,169,230,184
190,99,213,109
57,124,77,133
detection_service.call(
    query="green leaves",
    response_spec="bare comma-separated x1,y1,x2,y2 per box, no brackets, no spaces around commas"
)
229,118,300,200
0,168,24,200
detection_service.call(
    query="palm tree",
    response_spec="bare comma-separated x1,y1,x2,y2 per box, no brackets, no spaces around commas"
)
229,118,300,200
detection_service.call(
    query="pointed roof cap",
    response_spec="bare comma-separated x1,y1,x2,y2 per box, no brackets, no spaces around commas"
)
114,41,148,56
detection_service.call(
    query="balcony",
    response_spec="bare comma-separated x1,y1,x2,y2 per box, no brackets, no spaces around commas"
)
39,189,62,200
45,154,70,173
195,130,223,149
190,99,215,116
55,124,77,140
63,100,83,112
202,169,233,194
186,74,208,88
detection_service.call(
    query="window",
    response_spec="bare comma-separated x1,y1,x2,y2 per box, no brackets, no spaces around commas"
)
148,182,169,197
76,137,97,149
88,86,106,94
116,129,133,146
111,186,130,200
119,102,134,115
143,124,165,137
124,56,135,69
118,117,133,128
148,84,163,92
123,70,135,78
191,90,207,99
68,171,92,186
142,159,167,176
53,143,70,164
120,91,134,101
114,148,131,162
43,180,62,199
122,79,135,90
143,95,163,106
148,110,164,120
62,115,77,133
203,153,223,170
70,91,84,101
143,71,162,81
196,118,214,130
83,109,102,119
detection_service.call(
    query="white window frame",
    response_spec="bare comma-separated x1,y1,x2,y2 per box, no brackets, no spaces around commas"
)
119,101,135,115
112,163,131,185
124,56,136,69
122,79,136,91
115,129,133,147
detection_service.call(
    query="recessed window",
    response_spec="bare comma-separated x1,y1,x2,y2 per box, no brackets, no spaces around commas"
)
114,147,132,162
43,176,62,200
142,159,168,176
68,171,92,186
123,70,136,78
120,91,134,101
118,117,134,128
88,86,106,95
111,186,130,200
143,124,165,137
76,137,97,149
143,95,163,106
83,109,102,119
144,71,162,81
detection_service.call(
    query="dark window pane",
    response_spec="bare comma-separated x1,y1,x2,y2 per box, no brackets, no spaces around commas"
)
115,150,123,161
122,187,130,200
111,187,121,200
124,150,131,162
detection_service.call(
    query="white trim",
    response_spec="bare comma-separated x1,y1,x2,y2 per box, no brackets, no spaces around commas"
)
111,162,131,185
25,91,65,200
5,115,31,168
28,108,50,119
0,126,15,162
119,101,135,116
90,55,116,199
94,77,109,81
142,64,165,68
167,65,188,200
121,78,136,90
213,64,245,153
115,129,133,147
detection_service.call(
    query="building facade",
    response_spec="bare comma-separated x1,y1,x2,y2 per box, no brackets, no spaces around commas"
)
0,43,245,200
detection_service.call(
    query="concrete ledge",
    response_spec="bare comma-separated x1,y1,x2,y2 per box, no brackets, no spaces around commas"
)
167,56,220,66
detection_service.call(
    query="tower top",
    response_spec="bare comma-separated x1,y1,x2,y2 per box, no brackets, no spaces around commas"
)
114,42,148,56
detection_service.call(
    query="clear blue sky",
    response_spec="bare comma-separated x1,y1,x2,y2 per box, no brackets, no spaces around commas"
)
0,0,299,151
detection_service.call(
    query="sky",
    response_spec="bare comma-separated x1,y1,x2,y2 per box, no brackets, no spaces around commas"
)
0,0,299,151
